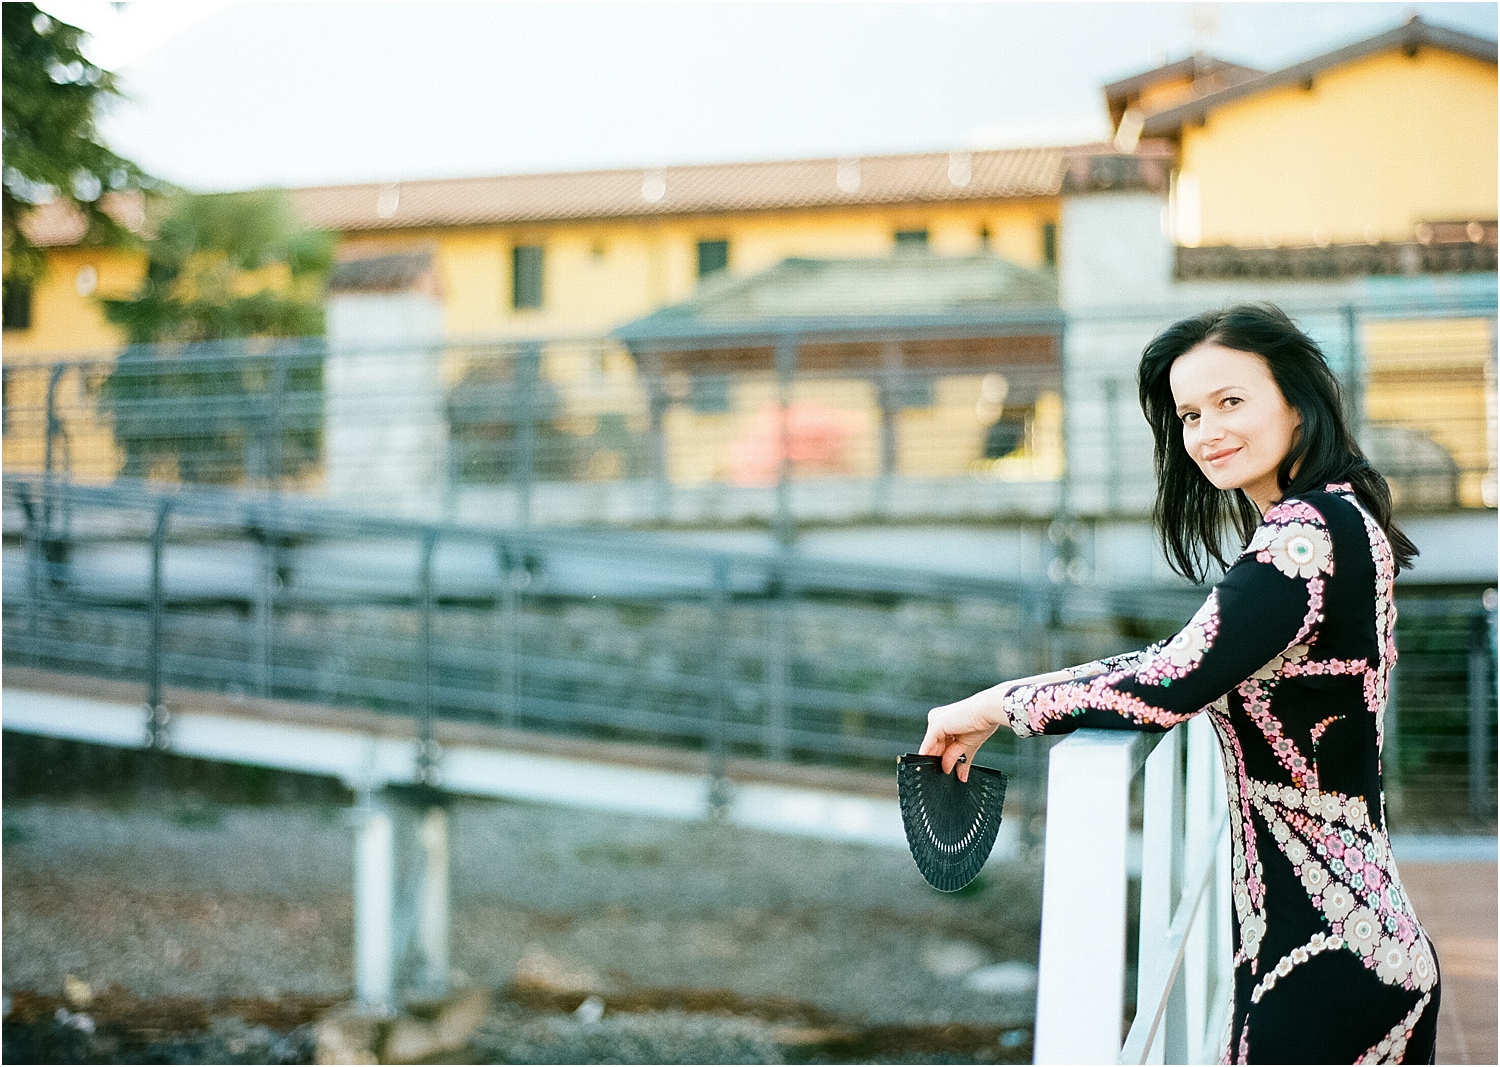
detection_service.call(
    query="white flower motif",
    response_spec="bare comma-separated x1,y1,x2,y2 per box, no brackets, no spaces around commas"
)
1285,839,1308,866
1320,794,1345,822
1322,884,1356,921
1266,522,1334,579
1344,907,1382,955
1246,524,1279,555
1344,797,1367,827
1410,939,1436,990
1300,862,1329,893
1291,945,1310,965
1374,936,1410,984
1280,785,1302,809
1163,624,1209,667
1272,820,1291,843
1234,888,1250,914
1275,955,1294,977
1241,914,1266,957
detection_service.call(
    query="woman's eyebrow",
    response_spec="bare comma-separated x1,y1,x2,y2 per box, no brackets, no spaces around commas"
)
1175,384,1246,414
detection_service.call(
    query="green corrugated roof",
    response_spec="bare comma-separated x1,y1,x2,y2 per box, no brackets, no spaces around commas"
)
615,254,1060,343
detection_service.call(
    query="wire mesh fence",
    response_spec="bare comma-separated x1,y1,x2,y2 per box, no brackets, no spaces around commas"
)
6,299,1488,526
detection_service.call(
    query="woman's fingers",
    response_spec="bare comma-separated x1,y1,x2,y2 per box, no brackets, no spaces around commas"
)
941,745,972,781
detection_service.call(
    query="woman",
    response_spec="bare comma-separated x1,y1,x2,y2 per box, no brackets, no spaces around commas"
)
921,304,1438,1064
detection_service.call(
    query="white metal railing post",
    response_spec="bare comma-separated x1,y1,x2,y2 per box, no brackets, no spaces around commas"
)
1136,727,1184,1064
1181,716,1214,1050
1120,716,1234,1066
1034,730,1148,1064
353,789,397,1014
415,804,451,997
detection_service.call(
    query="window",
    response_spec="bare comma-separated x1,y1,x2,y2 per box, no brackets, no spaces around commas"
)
894,229,929,253
512,245,544,309
1041,222,1057,268
688,374,732,413
697,239,729,279
3,279,33,331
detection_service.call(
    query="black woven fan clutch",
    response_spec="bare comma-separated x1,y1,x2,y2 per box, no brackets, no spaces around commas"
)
896,753,1008,892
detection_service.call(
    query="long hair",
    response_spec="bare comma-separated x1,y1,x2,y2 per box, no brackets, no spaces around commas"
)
1137,303,1418,583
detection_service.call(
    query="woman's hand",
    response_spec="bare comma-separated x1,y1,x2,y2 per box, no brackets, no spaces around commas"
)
919,682,1018,782
921,668,1077,780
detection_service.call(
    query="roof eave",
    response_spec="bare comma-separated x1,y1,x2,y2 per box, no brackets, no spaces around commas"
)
1140,17,1498,137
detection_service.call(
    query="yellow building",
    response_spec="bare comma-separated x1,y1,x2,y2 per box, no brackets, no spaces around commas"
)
1116,16,1497,249
3,146,1074,486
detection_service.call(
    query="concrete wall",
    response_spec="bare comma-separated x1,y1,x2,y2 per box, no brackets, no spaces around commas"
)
325,291,447,514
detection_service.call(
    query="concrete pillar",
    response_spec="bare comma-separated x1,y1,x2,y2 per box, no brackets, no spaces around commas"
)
1058,190,1174,518
353,793,397,1014
324,254,447,516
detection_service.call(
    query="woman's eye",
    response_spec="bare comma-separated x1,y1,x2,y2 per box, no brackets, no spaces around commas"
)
1180,412,1198,424
1222,396,1243,408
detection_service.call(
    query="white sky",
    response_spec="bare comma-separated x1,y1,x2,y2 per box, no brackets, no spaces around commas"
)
38,1,1500,192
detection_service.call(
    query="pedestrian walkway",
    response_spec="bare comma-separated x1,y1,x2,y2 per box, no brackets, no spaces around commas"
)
1401,858,1497,1065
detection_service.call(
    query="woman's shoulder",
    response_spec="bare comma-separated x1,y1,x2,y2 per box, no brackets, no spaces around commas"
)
1264,482,1364,529
1242,484,1368,578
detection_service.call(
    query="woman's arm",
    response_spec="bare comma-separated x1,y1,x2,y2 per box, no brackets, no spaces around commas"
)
922,497,1340,780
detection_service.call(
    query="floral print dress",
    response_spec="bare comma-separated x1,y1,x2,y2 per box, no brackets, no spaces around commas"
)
998,484,1439,1065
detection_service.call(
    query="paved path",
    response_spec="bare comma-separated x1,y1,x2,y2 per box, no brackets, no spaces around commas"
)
1401,861,1497,1066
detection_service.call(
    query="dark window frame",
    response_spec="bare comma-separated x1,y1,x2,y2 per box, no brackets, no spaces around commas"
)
3,278,34,331
893,229,930,253
697,239,729,279
512,245,544,310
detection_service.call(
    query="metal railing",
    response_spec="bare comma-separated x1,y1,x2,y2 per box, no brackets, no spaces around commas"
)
1034,720,1234,1065
4,474,1494,826
4,476,1217,814
3,298,1491,528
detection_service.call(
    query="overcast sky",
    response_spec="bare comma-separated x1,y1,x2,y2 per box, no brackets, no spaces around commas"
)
40,1,1500,192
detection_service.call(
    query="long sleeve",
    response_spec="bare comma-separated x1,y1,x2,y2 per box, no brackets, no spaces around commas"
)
1001,498,1337,737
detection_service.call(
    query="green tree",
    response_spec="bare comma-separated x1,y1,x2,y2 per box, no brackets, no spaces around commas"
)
2,3,151,288
97,190,335,485
102,189,333,345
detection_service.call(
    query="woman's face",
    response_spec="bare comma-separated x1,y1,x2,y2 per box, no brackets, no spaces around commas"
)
1169,341,1302,514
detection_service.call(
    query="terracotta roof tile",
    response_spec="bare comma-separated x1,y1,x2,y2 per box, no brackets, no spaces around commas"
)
21,143,1109,248
288,145,1084,233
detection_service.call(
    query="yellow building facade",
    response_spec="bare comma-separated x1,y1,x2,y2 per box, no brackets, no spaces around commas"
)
1134,18,1497,248
334,199,1059,342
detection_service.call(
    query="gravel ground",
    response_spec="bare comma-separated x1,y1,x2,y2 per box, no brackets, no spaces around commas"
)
2,790,1043,1063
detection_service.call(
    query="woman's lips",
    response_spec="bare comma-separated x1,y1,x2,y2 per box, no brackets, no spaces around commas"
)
1204,447,1241,465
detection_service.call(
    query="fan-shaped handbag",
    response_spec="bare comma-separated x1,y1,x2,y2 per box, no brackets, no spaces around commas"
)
896,753,1008,892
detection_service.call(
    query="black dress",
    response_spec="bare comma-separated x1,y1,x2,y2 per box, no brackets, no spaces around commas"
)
999,484,1439,1064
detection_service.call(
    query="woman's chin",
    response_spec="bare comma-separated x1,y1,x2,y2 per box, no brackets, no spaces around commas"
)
1197,467,1241,493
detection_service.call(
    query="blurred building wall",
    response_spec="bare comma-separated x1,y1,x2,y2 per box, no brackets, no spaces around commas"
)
1175,47,1497,248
